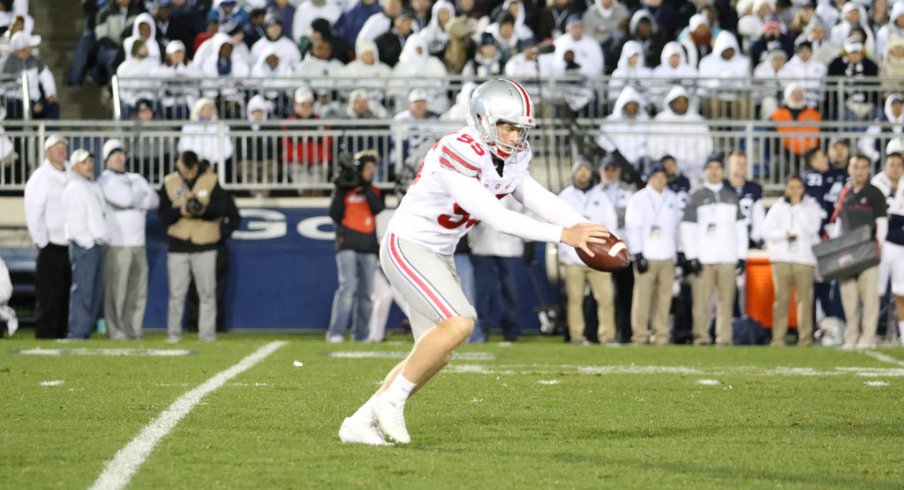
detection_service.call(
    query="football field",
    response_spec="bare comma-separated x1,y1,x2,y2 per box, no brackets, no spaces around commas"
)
2,333,902,489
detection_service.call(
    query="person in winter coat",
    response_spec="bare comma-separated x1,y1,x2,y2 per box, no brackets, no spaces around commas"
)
749,18,794,66
779,38,828,109
284,86,332,189
647,85,713,185
826,40,879,122
390,33,449,114
678,13,713,69
235,94,280,191
582,0,628,51
336,40,392,103
770,82,822,171
876,1,904,62
617,9,666,71
292,38,345,101
117,12,163,70
880,34,904,93
419,0,454,56
858,93,904,164
293,0,341,43
651,41,698,110
535,0,580,42
752,48,789,119
357,0,405,44
484,12,521,67
251,13,301,68
336,0,382,48
193,31,250,80
829,2,876,59
762,175,821,346
178,98,234,170
151,40,201,120
116,39,161,112
2,32,59,120
597,86,650,169
607,40,652,103
698,31,751,119
375,8,416,67
553,15,604,77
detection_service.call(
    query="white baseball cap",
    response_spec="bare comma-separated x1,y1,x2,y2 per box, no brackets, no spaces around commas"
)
43,134,67,150
102,139,126,162
69,148,93,164
408,88,428,103
294,86,314,104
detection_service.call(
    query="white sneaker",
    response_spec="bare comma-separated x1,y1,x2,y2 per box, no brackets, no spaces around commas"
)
326,335,344,344
373,396,410,444
338,417,392,446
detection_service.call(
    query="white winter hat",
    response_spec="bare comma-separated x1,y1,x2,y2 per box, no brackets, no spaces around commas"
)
408,88,428,103
102,139,126,162
165,40,186,55
43,134,67,150
294,86,314,104
887,138,904,155
70,148,93,164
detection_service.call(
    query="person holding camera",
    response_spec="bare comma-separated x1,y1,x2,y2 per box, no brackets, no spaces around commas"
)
157,151,232,343
326,150,385,343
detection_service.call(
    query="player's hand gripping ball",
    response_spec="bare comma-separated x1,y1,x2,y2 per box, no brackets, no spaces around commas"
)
576,234,631,272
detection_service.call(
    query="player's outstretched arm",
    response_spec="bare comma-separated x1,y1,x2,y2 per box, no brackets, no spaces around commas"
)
513,174,588,228
561,223,611,257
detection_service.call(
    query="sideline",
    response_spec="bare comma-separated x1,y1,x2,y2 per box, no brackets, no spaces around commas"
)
864,350,904,368
89,341,287,490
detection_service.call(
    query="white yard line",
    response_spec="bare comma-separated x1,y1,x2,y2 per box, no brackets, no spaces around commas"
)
864,350,904,368
89,341,287,490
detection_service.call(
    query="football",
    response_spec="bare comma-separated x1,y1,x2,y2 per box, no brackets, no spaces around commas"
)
576,234,631,272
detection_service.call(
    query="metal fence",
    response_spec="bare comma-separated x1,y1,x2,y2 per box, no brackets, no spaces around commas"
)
0,118,900,193
112,74,901,123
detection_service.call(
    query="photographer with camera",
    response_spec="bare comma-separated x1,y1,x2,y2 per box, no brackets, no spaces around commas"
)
157,151,232,343
325,150,385,343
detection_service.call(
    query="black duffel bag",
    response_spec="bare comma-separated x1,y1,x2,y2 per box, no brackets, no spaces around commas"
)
812,225,880,281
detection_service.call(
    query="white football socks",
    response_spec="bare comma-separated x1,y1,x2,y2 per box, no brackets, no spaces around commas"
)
350,395,378,424
383,374,417,404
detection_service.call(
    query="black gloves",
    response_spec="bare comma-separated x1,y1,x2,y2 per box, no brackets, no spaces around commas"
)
688,259,703,276
522,242,535,266
634,253,649,273
736,259,746,276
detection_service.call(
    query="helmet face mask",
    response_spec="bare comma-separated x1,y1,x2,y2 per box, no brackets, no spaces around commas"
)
467,79,535,160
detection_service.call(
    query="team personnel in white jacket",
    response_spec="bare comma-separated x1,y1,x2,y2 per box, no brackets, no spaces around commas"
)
62,149,109,340
762,176,822,346
681,156,749,345
24,134,71,339
97,139,159,340
625,165,681,345
870,151,904,345
558,158,618,344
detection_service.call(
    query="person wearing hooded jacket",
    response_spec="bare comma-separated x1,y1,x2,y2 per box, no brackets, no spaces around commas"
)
357,0,405,44
876,1,904,62
336,0,382,47
779,38,828,108
151,40,201,120
116,39,161,112
597,86,650,169
607,40,652,103
880,34,904,94
113,13,163,73
681,156,749,346
651,41,698,109
250,45,294,106
336,39,392,102
859,93,904,164
293,0,342,43
490,0,534,42
698,30,751,119
625,165,681,345
647,85,713,185
553,15,604,77
96,139,158,340
582,0,628,50
535,0,580,42
678,13,713,69
375,8,416,67
419,0,454,56
615,9,666,71
826,40,879,122
829,2,876,59
178,98,234,169
558,158,618,344
391,33,449,114
251,14,301,68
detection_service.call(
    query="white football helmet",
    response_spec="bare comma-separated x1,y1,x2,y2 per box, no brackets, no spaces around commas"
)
466,79,536,160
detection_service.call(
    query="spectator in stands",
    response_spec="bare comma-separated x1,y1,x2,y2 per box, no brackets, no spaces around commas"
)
284,86,331,188
582,0,628,52
762,175,821,346
0,255,16,337
293,0,341,44
357,0,403,44
235,95,279,191
168,0,208,59
90,0,144,85
25,135,71,339
293,38,344,100
207,0,249,28
158,151,231,342
647,85,713,185
178,98,234,170
698,31,751,119
827,40,879,123
830,3,875,59
441,16,476,74
97,140,159,340
193,18,219,55
651,41,698,108
390,34,448,113
151,40,200,120
725,151,765,251
770,82,822,172
828,137,851,173
876,1,904,62
391,89,440,171
2,32,59,120
749,18,794,66
858,93,903,164
326,149,384,343
781,38,828,108
558,157,618,344
244,8,268,48
152,0,174,46
802,17,841,66
441,81,477,121
375,8,415,67
268,0,296,42
620,9,673,71
252,13,301,68
336,40,392,103
119,13,164,70
495,0,534,41
116,39,161,114
463,32,503,77
872,149,904,346
626,165,681,345
678,13,713,69
553,15,604,77
63,149,108,340
409,0,431,30
607,40,652,103
125,98,171,178
308,18,352,63
503,36,541,80
341,88,388,157
682,155,748,345
469,196,526,342
880,34,904,93
420,0,454,56
753,48,789,118
250,47,293,105
336,0,382,47
737,0,775,46
601,156,635,342
597,86,650,170
830,155,887,349
788,0,817,38
195,32,250,85
485,12,520,66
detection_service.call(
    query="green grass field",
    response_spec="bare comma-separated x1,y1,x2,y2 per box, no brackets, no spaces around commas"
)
2,333,903,489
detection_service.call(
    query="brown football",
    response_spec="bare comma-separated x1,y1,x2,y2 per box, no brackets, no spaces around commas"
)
576,234,631,272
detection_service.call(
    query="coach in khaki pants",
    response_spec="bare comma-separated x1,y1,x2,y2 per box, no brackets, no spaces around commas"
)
681,156,749,345
830,155,888,348
558,159,619,343
763,176,821,346
625,165,681,344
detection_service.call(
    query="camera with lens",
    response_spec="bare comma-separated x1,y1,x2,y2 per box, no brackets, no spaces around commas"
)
185,196,205,216
334,156,360,190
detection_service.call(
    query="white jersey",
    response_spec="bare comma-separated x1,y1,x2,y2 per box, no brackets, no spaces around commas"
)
388,126,584,255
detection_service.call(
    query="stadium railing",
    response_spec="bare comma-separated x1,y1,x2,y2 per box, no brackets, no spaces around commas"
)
0,118,898,194
111,74,895,122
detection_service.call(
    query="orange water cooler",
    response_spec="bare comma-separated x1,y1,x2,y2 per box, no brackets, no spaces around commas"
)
745,251,798,329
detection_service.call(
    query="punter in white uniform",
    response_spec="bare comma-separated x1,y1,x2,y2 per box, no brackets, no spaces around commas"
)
339,79,610,446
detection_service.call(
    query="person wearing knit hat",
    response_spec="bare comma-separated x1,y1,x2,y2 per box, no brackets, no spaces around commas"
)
96,138,158,340
557,156,618,345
